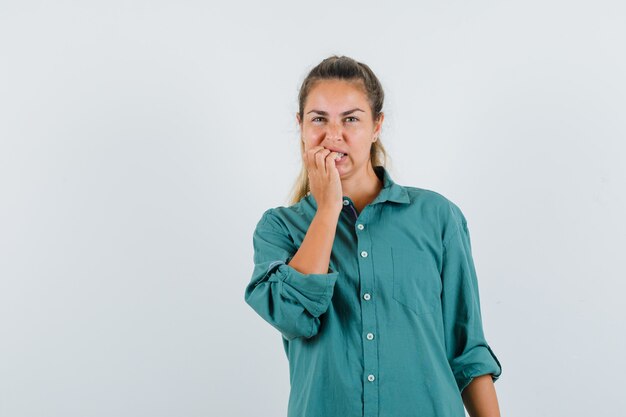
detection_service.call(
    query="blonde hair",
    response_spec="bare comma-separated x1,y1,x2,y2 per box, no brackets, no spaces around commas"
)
287,55,391,205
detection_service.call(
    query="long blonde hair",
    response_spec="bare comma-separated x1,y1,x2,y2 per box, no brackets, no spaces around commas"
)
287,55,391,206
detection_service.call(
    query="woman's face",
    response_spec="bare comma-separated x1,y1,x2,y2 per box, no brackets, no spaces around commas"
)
297,79,383,175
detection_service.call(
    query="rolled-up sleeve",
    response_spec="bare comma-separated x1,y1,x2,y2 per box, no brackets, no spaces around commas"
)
441,204,502,394
244,209,339,340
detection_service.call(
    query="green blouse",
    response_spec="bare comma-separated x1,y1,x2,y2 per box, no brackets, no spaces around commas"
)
244,165,502,417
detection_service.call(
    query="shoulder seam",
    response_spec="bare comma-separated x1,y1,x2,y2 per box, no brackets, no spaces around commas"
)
257,208,295,245
442,200,467,250
258,208,274,228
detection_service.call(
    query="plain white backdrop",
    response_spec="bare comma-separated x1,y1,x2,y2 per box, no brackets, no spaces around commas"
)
1,1,625,416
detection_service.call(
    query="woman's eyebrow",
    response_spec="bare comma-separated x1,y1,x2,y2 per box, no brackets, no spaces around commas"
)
307,108,366,116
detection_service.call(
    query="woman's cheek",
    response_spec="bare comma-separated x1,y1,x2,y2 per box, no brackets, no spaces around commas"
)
308,129,325,141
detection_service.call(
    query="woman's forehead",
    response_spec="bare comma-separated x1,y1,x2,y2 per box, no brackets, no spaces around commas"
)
306,79,369,109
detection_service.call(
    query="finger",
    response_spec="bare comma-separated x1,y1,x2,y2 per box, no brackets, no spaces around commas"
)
326,151,340,176
316,148,331,175
304,146,320,166
323,150,337,176
304,146,319,172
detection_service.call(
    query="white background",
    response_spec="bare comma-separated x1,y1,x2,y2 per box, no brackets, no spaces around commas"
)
1,1,625,416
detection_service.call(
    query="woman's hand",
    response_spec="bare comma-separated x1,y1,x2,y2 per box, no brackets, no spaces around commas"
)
302,145,343,213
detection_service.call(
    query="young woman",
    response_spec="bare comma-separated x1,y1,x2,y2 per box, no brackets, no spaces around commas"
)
244,55,503,417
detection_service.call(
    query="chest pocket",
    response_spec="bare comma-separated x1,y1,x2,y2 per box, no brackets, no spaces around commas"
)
391,246,441,316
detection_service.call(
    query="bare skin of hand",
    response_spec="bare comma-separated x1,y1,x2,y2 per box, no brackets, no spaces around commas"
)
461,374,501,417
302,145,343,213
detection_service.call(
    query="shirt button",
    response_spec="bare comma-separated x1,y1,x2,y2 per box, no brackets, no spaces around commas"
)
360,251,368,258
366,333,374,340
363,293,371,300
367,374,376,382
343,199,350,205
357,224,364,230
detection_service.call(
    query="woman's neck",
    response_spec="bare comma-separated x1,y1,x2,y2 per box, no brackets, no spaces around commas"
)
341,164,383,215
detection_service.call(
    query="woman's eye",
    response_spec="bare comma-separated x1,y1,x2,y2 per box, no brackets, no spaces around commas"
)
345,117,358,122
312,117,325,122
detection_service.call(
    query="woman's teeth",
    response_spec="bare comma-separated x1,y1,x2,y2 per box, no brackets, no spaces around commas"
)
335,152,346,159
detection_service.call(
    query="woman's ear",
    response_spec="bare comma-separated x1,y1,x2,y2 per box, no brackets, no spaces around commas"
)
374,112,385,137
296,113,304,143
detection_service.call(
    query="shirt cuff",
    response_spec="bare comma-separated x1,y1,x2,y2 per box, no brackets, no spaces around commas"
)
453,344,503,393
267,260,339,318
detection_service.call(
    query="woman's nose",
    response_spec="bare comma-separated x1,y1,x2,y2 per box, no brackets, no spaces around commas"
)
325,121,342,140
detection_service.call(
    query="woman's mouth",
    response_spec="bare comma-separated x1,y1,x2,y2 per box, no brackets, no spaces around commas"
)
334,152,348,163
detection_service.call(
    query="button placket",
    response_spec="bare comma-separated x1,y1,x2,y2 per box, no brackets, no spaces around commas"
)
342,197,358,220
354,207,379,415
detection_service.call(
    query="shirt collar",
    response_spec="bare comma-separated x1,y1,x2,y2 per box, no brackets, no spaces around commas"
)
371,165,411,205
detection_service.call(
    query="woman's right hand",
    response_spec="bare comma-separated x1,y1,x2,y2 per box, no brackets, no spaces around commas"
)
302,145,344,213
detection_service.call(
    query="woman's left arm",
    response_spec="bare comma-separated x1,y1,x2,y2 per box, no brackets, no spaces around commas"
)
461,374,501,417
439,201,503,413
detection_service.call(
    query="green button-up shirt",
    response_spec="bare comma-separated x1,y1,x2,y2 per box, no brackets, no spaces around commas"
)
244,165,502,417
